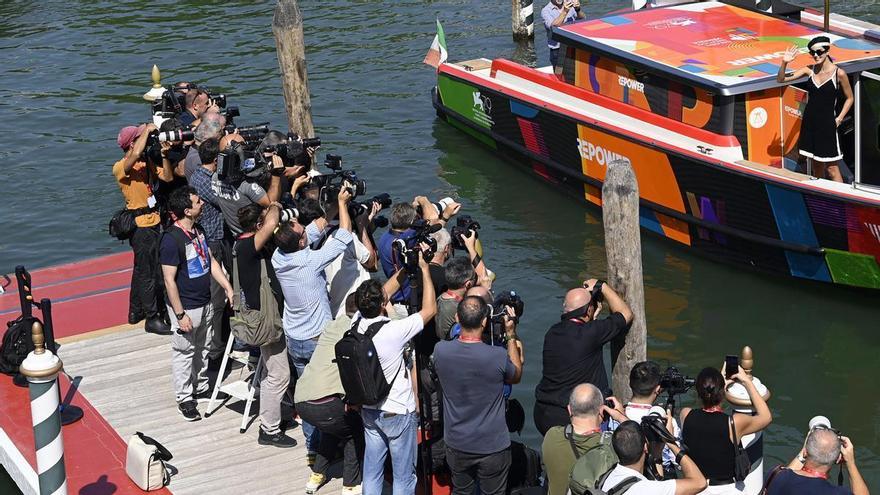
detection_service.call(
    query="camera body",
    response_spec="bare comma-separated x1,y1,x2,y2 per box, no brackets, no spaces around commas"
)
659,366,694,397
391,219,439,272
485,290,525,346
451,215,481,250
217,140,258,184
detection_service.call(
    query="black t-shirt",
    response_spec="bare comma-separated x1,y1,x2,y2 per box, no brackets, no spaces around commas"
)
766,468,852,495
535,313,628,406
234,236,283,312
159,224,212,309
414,262,450,358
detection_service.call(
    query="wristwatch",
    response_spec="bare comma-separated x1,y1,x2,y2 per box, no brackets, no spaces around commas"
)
175,311,186,321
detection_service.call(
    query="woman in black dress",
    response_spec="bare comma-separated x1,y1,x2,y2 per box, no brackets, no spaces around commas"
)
777,36,854,183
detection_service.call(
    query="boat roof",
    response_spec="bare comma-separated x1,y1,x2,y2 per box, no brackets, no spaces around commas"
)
554,1,880,95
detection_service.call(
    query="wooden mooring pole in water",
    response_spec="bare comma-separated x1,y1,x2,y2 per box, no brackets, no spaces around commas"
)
512,0,535,41
602,159,647,403
272,0,315,139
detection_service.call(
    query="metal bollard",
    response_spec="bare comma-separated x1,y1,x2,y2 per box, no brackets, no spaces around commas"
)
19,321,68,495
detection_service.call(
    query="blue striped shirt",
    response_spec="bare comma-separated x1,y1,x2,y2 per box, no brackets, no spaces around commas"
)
272,223,353,341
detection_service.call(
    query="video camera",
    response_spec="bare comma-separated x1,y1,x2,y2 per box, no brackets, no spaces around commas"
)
484,290,525,346
216,140,258,184
451,215,481,250
659,366,694,412
310,154,367,204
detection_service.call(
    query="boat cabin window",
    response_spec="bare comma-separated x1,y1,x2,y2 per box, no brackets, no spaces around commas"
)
559,44,734,135
856,70,880,191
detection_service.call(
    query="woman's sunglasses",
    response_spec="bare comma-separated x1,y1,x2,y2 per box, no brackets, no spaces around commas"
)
810,48,829,57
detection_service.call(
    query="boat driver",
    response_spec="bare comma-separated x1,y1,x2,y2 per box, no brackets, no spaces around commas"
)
542,0,586,70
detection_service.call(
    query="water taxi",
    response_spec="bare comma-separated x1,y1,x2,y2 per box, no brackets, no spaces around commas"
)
433,1,880,289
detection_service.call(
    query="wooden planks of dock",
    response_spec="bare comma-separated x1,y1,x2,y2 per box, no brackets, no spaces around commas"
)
60,327,348,495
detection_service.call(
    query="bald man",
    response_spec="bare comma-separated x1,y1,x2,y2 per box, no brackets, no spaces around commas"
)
534,278,633,436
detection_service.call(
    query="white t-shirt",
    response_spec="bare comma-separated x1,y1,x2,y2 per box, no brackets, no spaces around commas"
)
355,312,424,414
601,464,676,495
326,236,371,319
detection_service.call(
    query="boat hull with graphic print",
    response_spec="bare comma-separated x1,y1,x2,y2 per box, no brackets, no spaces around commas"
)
432,2,880,289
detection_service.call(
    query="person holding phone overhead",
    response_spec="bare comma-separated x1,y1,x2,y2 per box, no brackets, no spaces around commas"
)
680,365,772,493
777,36,854,183
542,0,586,69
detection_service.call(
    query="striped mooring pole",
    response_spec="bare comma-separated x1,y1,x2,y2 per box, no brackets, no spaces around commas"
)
19,320,67,495
512,0,534,41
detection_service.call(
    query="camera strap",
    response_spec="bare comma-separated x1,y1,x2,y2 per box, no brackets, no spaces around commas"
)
561,304,589,321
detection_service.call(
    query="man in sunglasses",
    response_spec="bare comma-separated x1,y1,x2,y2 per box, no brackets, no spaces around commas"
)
534,278,633,436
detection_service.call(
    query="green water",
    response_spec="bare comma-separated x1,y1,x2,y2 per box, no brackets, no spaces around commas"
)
1,0,878,492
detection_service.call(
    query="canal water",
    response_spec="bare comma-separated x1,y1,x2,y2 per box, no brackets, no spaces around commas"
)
0,0,877,491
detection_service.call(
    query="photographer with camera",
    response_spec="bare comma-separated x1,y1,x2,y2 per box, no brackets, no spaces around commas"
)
355,255,437,495
432,295,523,495
766,422,868,495
113,123,176,335
272,186,355,455
542,383,626,495
182,111,225,181
534,278,633,436
232,202,296,448
178,88,218,128
211,133,283,236
680,365,772,492
435,256,478,341
602,420,707,495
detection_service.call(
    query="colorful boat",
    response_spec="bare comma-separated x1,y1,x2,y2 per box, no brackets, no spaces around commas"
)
432,1,880,289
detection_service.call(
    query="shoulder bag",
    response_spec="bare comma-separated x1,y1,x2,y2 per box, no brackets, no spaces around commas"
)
229,245,283,346
125,431,172,490
729,415,752,482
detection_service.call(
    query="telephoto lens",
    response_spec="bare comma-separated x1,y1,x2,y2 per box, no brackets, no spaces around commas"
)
279,208,299,223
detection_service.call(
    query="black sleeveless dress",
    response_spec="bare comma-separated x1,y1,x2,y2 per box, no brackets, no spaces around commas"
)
681,409,736,482
798,68,843,163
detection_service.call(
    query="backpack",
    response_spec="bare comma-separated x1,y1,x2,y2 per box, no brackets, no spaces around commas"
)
579,464,640,495
509,440,543,490
0,316,39,375
334,317,396,406
567,427,619,495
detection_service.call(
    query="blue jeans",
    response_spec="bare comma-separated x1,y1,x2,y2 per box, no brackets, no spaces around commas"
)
361,409,418,495
287,336,320,452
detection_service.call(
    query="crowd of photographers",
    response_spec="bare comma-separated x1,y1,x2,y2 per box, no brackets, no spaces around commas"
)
111,84,870,495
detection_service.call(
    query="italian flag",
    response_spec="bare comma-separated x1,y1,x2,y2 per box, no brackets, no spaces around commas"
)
423,19,447,69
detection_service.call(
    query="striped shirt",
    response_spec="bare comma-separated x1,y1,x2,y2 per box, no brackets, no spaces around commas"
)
272,222,353,341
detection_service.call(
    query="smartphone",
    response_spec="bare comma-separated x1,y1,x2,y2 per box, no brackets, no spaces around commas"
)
725,355,739,379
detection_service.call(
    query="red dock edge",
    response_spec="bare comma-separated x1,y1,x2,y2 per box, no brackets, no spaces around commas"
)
0,252,171,494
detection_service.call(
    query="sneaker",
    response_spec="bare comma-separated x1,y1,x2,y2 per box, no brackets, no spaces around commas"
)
341,485,362,495
258,428,298,448
193,389,229,402
305,472,326,494
307,451,317,467
177,400,201,421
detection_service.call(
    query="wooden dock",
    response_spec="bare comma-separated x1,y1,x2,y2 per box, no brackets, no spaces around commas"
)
60,326,346,494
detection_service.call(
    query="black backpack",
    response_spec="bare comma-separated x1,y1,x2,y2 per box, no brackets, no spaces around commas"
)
334,318,397,406
0,316,39,375
508,440,543,491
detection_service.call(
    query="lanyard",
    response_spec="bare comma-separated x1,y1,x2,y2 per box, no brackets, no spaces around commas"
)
176,222,207,264
443,290,463,302
459,335,482,343
702,406,724,413
801,466,829,480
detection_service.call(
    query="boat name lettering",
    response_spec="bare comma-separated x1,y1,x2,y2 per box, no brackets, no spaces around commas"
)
728,51,789,66
576,138,630,166
617,75,645,93
697,145,713,156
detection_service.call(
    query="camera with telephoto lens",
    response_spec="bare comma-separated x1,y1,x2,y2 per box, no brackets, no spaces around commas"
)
349,193,392,218
199,87,227,109
310,154,367,204
261,132,321,167
640,409,679,480
279,207,299,224
220,106,240,124
150,88,185,121
224,123,270,145
143,123,192,163
484,290,525,346
391,219,439,272
451,215,481,251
